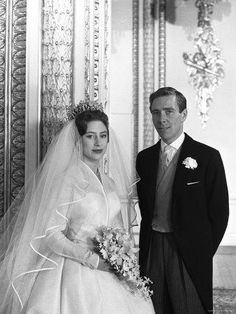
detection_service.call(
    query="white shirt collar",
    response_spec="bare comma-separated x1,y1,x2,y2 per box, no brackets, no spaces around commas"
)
161,133,185,152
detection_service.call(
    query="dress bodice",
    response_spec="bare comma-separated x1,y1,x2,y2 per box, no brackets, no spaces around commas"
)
65,165,123,245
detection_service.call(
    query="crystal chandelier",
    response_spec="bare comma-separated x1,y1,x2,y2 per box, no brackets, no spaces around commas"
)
183,0,224,127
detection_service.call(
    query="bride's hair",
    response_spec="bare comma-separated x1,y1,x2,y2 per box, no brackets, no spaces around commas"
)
75,110,109,139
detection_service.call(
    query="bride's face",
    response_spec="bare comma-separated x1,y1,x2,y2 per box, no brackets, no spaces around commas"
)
81,120,108,164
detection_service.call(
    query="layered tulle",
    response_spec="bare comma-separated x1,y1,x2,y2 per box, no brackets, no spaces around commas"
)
0,121,140,313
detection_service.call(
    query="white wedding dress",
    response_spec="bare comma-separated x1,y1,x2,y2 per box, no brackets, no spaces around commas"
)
21,164,154,314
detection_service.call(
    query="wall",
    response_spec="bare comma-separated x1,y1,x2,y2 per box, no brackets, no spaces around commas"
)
165,0,236,245
0,0,27,218
110,0,134,174
109,0,236,246
23,0,235,246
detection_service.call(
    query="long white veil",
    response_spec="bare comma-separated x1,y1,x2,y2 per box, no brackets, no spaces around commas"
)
108,128,138,229
0,120,136,312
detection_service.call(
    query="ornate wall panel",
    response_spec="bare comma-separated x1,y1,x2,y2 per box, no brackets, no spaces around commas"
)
92,0,99,102
11,0,26,200
84,0,110,109
42,0,110,155
0,0,6,217
143,0,155,148
132,0,139,176
158,0,166,88
84,0,91,101
0,0,26,218
103,0,109,108
41,0,74,156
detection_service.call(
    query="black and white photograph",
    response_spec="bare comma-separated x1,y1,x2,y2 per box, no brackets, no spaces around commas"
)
0,0,235,313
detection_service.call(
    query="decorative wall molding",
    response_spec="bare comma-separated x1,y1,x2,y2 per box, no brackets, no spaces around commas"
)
0,0,7,218
11,0,26,200
84,0,110,110
132,0,139,178
3,0,12,216
0,0,26,218
25,0,42,181
143,0,155,148
41,0,74,156
103,0,109,110
158,0,166,88
93,0,99,102
84,0,91,101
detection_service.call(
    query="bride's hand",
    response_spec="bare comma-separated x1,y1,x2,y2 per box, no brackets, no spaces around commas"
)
97,257,112,272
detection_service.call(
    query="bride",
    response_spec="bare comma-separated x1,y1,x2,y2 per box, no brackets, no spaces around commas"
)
0,103,155,314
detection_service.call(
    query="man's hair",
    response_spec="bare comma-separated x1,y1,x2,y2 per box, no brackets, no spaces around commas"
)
75,110,109,140
149,87,187,113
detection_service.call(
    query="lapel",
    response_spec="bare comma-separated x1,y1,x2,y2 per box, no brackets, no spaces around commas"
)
145,142,160,215
172,133,196,200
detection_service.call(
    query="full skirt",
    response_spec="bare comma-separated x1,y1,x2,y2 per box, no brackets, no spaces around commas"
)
22,258,154,314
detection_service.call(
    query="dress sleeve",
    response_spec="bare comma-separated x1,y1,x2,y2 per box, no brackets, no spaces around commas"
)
44,173,99,269
45,225,99,269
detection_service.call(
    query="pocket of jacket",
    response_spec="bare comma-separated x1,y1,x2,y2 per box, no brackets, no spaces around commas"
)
186,181,200,186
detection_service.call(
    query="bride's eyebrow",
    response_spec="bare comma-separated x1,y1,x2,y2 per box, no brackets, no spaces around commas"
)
85,131,107,135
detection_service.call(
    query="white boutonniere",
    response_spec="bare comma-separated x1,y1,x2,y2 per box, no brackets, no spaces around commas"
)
182,157,198,170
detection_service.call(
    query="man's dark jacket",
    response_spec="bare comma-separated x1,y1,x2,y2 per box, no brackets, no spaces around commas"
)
136,134,229,312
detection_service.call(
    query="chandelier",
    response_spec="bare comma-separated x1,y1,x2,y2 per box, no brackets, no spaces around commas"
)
183,0,224,127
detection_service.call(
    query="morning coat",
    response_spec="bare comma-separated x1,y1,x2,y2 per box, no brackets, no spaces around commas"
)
136,133,229,311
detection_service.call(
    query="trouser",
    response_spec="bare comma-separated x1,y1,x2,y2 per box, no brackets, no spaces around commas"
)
147,231,207,314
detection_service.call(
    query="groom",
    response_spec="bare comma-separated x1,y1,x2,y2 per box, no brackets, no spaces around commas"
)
136,87,229,313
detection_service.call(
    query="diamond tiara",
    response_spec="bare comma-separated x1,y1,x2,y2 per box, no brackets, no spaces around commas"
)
67,100,104,120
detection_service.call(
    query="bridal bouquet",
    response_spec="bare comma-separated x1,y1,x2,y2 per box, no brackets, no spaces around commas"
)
94,226,153,300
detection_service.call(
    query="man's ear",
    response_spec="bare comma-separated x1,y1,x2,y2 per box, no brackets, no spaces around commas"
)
181,109,188,122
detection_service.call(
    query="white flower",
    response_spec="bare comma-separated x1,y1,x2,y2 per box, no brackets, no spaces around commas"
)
182,157,198,169
94,226,153,299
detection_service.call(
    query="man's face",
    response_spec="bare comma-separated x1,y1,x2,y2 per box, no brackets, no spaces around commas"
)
150,95,187,144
